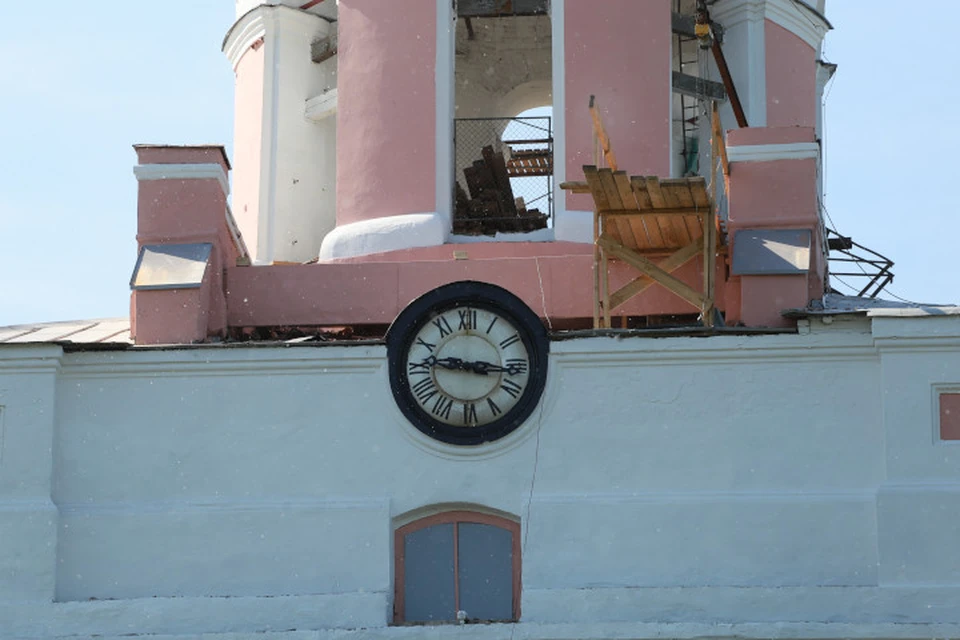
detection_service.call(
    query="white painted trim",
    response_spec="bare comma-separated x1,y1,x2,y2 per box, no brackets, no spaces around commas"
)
222,8,267,70
133,164,230,198
305,89,338,121
554,210,594,244
727,142,819,163
711,0,767,127
551,0,567,228
766,0,830,51
257,8,283,266
318,212,446,260
449,228,555,244
435,0,455,234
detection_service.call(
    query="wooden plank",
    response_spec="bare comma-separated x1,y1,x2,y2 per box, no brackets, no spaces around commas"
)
598,237,706,309
560,181,590,194
649,177,691,247
712,102,730,182
589,95,617,171
482,145,517,213
599,169,643,250
593,211,601,329
584,166,622,246
609,238,704,309
702,204,717,327
613,171,659,249
664,180,704,242
632,177,675,249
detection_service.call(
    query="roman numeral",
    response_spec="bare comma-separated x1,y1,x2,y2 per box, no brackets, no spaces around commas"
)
416,337,436,352
463,402,478,425
431,395,454,420
487,397,502,417
458,308,478,331
408,361,431,375
501,378,523,399
505,358,528,374
412,377,438,403
486,316,499,334
499,333,520,349
432,315,453,338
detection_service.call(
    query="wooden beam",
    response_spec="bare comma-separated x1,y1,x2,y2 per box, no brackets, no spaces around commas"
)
598,236,706,309
589,96,617,171
672,11,724,43
609,238,704,309
559,181,590,194
457,0,549,17
311,33,338,64
711,39,748,128
672,71,726,102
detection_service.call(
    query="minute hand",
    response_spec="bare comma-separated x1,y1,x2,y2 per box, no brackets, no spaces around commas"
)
469,360,523,376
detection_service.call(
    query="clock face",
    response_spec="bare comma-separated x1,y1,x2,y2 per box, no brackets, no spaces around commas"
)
387,282,549,446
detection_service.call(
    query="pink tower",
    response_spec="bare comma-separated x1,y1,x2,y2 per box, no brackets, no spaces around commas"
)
130,0,832,344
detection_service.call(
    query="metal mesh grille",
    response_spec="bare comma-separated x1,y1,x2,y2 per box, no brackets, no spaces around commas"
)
453,116,552,235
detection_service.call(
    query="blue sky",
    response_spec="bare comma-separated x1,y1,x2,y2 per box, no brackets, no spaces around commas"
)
0,2,956,327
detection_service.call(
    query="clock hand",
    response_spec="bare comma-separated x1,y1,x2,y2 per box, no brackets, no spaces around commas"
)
467,360,524,376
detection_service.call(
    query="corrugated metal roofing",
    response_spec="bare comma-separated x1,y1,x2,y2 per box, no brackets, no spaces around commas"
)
0,319,132,345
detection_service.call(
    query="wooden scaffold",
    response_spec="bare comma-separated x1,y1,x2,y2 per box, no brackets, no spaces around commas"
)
562,97,730,329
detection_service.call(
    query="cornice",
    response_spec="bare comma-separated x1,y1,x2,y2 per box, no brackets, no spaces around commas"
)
766,0,831,50
711,0,830,50
222,7,267,70
133,163,230,198
727,141,820,163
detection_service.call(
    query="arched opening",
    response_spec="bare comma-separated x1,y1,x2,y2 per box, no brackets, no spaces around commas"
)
452,3,554,237
393,510,521,624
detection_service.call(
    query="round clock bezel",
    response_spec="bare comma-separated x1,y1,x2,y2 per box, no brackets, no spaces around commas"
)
386,281,549,446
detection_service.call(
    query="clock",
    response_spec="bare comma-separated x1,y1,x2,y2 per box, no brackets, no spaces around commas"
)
387,281,549,446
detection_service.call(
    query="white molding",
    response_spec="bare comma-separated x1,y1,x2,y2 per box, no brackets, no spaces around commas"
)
435,0,455,234
551,0,567,223
766,0,830,51
710,0,767,127
305,89,338,121
222,8,266,70
554,210,594,244
318,212,446,260
133,164,230,197
727,142,819,163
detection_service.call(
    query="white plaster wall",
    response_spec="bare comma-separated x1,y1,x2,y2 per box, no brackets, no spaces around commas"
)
269,9,338,263
4,316,960,637
0,346,61,603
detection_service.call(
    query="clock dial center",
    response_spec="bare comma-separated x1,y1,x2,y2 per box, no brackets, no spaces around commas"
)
433,334,501,401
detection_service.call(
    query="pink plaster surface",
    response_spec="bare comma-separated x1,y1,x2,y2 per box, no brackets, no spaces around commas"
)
230,43,266,261
336,0,437,226
133,288,208,345
137,180,229,243
225,256,726,327
765,20,817,129
135,146,230,171
727,158,818,228
564,0,671,212
726,126,815,147
737,275,808,328
324,241,594,263
941,394,960,441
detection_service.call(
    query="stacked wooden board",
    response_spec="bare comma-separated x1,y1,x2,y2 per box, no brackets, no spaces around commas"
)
454,145,548,235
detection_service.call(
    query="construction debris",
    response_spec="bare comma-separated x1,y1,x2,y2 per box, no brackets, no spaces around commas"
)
454,145,548,235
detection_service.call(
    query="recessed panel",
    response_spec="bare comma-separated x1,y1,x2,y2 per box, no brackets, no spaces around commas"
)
732,229,811,275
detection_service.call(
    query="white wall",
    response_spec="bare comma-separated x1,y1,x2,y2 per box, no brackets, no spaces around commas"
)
3,316,960,638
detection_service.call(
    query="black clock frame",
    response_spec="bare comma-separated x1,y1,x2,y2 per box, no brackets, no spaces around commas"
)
386,281,549,446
